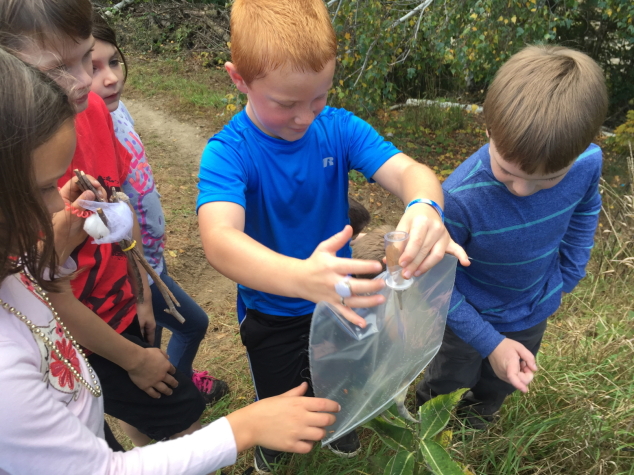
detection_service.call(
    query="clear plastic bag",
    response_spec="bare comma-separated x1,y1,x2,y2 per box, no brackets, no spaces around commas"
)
309,255,457,445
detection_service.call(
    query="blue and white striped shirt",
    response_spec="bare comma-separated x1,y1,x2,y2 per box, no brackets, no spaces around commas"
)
443,143,602,357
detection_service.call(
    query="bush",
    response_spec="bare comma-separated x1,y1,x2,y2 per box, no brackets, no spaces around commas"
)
330,0,633,121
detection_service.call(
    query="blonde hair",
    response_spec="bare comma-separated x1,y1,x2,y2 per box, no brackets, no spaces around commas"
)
484,45,608,174
230,0,336,84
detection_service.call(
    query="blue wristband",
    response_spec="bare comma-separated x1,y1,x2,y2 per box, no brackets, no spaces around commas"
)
405,198,445,223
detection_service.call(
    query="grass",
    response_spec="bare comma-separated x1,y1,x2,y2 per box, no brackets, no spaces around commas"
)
126,57,229,110
117,52,634,475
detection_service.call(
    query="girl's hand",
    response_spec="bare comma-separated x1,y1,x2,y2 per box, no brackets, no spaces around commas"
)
226,382,340,453
298,226,386,328
136,299,156,346
52,175,106,261
125,347,178,398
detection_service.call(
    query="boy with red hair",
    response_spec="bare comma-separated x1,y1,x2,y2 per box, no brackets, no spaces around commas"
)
197,0,468,471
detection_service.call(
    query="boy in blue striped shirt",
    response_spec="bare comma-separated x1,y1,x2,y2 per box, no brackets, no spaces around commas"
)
416,46,608,427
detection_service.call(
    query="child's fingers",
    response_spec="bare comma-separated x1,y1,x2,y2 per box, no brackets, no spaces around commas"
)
288,440,316,454
337,306,367,328
344,276,385,295
163,371,179,389
302,398,341,416
143,387,162,399
315,225,354,255
516,346,537,372
281,382,309,397
507,371,529,393
517,370,534,386
152,381,174,397
445,239,470,267
336,296,385,328
398,214,445,267
299,427,327,443
303,412,337,431
74,190,96,206
409,241,448,277
334,258,383,277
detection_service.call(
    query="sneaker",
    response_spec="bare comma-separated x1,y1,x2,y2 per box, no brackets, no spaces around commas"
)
253,446,285,474
456,392,496,430
326,430,361,458
191,370,229,405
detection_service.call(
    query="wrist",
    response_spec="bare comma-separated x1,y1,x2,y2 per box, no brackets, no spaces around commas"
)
405,198,444,223
226,408,256,452
119,342,146,372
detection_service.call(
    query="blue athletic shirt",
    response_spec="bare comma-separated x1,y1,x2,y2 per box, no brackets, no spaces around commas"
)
197,106,400,316
443,143,602,358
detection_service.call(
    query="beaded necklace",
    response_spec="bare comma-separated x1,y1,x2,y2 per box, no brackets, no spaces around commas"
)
0,272,102,398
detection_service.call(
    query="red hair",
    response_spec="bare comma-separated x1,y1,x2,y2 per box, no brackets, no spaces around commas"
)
230,0,337,84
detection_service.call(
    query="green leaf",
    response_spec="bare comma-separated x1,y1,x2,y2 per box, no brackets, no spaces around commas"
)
382,404,409,428
418,388,469,440
419,440,464,475
384,450,416,475
364,417,414,451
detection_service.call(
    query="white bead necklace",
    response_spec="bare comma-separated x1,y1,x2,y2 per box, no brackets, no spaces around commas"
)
0,273,102,398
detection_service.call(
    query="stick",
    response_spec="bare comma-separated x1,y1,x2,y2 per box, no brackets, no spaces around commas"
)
130,246,185,324
72,170,185,322
74,170,104,202
110,187,185,323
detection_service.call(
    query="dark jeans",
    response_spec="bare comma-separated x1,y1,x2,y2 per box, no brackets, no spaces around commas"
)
416,319,548,415
152,267,209,378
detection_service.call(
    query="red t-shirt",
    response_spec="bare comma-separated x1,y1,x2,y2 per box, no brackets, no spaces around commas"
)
59,92,136,334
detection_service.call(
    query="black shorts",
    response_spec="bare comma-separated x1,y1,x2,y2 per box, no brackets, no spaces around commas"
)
88,317,206,441
240,308,314,400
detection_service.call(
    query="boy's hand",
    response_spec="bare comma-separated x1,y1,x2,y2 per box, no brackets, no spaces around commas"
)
397,204,469,278
300,226,386,328
226,382,340,453
124,347,178,398
488,338,538,393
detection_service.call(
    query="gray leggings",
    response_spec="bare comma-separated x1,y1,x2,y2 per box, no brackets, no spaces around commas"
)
416,318,548,415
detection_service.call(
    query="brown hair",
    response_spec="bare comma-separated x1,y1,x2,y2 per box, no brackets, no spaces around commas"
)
0,48,75,290
92,11,128,82
352,225,396,279
230,0,337,84
348,197,371,239
484,45,608,174
0,0,92,52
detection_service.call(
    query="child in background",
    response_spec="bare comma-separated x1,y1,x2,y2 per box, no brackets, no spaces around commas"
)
415,46,608,428
90,12,228,404
0,49,340,474
351,224,395,279
347,197,371,240
197,0,469,470
0,0,208,448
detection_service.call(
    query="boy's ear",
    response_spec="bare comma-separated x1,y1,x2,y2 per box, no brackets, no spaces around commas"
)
225,62,249,94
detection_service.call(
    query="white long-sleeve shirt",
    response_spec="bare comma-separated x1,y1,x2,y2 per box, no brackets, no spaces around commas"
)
0,269,237,474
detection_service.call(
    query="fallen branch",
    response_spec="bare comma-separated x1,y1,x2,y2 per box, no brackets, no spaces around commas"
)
104,0,135,16
389,98,483,113
73,170,185,323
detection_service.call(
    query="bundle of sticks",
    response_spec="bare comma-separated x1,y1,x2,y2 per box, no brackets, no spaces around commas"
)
74,170,185,324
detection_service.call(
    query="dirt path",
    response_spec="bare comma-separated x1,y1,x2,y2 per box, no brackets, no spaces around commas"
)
123,96,247,386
